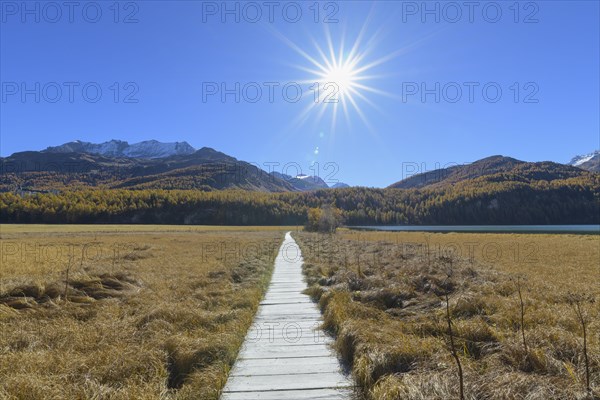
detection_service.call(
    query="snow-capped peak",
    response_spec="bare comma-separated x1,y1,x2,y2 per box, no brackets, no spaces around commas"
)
569,150,599,167
44,139,196,159
567,150,600,172
123,140,196,158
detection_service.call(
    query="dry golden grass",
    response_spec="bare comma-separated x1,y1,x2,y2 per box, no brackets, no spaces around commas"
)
0,225,288,399
0,224,298,236
296,231,600,400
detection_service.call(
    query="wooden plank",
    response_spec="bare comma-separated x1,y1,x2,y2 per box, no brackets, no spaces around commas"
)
256,310,319,317
258,302,317,311
237,344,335,360
242,330,331,345
229,356,342,376
263,290,309,296
221,388,353,400
254,314,322,321
248,317,322,326
222,372,351,391
259,299,312,305
245,322,324,340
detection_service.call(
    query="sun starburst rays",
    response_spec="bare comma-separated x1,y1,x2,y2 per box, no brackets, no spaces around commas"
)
283,25,394,133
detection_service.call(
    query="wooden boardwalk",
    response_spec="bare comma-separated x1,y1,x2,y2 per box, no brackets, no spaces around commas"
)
221,232,353,400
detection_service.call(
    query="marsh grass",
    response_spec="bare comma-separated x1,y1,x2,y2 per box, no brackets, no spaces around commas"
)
0,225,286,399
296,231,600,400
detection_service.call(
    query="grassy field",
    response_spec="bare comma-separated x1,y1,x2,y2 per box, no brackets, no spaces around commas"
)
0,224,299,235
0,225,289,399
2,225,598,399
296,230,600,400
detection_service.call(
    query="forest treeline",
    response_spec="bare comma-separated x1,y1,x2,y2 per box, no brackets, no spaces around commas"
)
1,174,598,225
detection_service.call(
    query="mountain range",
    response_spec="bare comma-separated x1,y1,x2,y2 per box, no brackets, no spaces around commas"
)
0,140,597,193
0,140,348,192
1,140,598,225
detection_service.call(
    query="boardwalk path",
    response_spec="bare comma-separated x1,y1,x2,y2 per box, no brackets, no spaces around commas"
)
221,232,353,400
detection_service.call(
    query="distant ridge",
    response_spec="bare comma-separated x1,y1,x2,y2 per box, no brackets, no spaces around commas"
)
330,182,350,189
388,155,595,189
270,171,328,191
269,172,351,191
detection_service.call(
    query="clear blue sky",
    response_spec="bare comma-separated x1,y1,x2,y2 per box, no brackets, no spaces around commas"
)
1,1,598,187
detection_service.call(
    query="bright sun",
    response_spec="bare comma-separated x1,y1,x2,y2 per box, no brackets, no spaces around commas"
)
320,64,358,99
277,24,398,131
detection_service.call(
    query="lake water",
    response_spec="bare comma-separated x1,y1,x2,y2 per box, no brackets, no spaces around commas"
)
349,225,600,234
